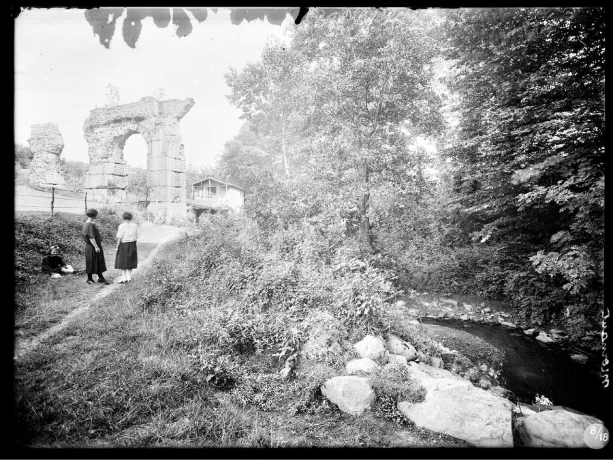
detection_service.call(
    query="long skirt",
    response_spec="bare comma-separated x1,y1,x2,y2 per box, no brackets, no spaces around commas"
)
85,244,107,274
115,241,138,269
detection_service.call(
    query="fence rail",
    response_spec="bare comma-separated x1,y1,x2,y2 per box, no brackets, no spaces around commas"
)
15,187,92,216
15,188,165,220
15,193,83,201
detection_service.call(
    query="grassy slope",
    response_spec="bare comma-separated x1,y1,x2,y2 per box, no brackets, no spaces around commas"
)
15,241,157,340
14,232,470,448
14,211,155,340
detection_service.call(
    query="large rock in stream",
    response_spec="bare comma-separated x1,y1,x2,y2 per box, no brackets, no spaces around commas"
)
398,362,514,447
516,408,602,448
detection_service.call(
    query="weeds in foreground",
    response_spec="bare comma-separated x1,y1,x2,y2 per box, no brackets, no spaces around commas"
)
15,242,157,340
368,363,426,426
15,215,470,448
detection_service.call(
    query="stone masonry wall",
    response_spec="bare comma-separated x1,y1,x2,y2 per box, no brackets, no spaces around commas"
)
28,123,66,189
82,97,194,215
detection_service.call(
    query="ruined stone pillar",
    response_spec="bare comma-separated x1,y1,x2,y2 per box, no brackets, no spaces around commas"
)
28,123,66,190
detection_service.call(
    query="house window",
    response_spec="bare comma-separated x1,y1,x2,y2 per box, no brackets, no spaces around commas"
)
207,186,217,195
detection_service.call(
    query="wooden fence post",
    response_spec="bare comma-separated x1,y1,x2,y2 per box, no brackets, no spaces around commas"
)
84,192,88,212
50,187,55,217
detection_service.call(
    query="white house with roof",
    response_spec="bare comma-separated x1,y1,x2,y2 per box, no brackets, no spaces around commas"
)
187,177,245,218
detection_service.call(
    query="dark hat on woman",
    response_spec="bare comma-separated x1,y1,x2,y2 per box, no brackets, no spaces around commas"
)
86,208,98,218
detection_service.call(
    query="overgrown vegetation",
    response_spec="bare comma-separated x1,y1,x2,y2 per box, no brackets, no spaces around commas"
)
15,7,605,448
369,363,426,425
15,143,34,168
58,159,89,192
14,216,468,447
216,7,604,339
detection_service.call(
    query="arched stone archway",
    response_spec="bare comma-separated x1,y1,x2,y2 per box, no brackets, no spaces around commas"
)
83,96,195,217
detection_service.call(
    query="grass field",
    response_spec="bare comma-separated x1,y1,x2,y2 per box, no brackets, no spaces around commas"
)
13,229,470,448
15,240,157,341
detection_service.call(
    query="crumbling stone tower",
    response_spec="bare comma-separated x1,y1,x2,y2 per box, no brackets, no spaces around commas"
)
82,96,194,217
28,123,66,190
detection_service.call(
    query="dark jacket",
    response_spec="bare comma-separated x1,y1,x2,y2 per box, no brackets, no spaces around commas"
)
42,255,65,275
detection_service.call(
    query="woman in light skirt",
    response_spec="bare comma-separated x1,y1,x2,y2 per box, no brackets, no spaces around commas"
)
115,212,138,283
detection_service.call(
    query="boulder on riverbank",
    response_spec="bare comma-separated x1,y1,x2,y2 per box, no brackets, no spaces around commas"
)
515,408,602,447
385,334,417,361
354,335,388,363
570,354,588,365
346,358,380,375
536,331,555,343
398,362,514,447
321,376,375,416
416,322,505,371
387,354,408,366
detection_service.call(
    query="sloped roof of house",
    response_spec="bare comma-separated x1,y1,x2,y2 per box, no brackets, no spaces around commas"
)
191,177,245,191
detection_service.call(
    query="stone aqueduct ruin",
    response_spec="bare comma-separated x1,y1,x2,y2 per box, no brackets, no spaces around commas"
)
27,123,66,189
25,97,195,218
82,96,195,217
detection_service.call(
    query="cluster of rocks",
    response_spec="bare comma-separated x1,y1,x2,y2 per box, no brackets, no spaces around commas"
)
319,333,602,448
424,302,522,330
402,297,594,364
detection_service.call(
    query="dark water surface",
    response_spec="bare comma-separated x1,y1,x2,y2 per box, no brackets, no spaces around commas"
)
420,318,608,420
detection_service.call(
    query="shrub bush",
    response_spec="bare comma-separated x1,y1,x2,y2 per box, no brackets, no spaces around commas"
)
145,215,400,338
369,363,426,425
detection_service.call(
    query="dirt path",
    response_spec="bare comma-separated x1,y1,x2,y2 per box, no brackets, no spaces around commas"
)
13,224,188,361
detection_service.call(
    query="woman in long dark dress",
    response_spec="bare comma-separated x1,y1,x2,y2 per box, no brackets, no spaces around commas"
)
82,208,110,285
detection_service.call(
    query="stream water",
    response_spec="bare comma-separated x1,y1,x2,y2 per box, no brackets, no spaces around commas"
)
420,317,608,420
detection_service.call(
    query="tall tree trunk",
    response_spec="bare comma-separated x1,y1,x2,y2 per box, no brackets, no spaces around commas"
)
281,123,290,178
359,159,373,250
357,88,384,251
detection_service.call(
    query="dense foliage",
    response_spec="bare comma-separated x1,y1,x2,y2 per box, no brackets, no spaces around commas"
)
15,144,34,169
58,159,89,192
138,215,398,337
217,7,604,336
439,7,605,327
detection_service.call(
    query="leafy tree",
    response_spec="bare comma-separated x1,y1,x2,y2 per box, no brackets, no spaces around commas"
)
218,121,273,192
186,163,223,191
291,8,443,248
225,37,309,178
59,159,89,192
442,7,604,324
15,144,34,168
152,87,166,100
223,9,444,250
125,167,150,202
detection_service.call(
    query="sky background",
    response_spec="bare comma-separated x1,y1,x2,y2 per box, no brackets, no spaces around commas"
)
15,7,288,169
